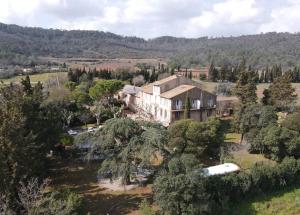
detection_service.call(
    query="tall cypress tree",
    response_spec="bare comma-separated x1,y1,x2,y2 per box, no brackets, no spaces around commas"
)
184,96,191,119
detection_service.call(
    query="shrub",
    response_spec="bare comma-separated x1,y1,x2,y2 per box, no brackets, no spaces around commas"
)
139,199,156,215
60,134,74,146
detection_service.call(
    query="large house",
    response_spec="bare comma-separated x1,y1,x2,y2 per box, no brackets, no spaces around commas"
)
122,75,216,126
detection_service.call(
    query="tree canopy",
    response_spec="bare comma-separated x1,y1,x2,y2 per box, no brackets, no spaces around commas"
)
89,79,124,101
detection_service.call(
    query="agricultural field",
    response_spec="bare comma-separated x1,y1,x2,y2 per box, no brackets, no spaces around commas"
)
0,72,68,84
41,57,165,71
231,186,300,215
200,81,300,104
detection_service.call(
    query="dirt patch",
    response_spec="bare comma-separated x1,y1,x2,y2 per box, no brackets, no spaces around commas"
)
49,159,152,215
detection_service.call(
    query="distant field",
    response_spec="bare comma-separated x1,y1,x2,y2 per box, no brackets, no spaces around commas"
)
231,186,300,215
0,72,67,84
42,57,165,71
200,81,300,104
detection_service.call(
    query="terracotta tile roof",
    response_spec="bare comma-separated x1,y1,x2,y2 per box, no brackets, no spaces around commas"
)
160,85,196,99
153,75,179,85
141,75,181,94
142,82,155,94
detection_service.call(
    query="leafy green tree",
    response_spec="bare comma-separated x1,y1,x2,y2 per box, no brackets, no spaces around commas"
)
89,79,124,102
71,82,92,107
139,199,156,215
268,74,297,109
281,112,300,133
95,118,168,185
0,178,82,215
239,104,277,144
261,88,272,105
154,173,212,215
21,75,33,94
0,81,62,209
251,124,300,160
64,81,77,91
168,118,223,159
234,71,257,104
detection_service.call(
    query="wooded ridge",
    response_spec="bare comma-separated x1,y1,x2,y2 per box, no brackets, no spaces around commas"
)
1,22,300,68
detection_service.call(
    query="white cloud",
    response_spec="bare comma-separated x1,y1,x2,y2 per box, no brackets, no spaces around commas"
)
258,1,300,33
1,0,300,38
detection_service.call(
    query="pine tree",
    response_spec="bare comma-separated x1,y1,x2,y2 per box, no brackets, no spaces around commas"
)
234,71,257,104
268,74,297,109
21,75,32,95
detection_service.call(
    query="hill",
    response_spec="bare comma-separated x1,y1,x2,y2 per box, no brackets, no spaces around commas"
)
1,22,300,68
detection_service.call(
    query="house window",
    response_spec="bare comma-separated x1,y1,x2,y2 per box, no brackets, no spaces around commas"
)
192,100,196,108
175,100,182,109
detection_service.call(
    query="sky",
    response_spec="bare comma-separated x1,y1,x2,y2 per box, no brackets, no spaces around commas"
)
1,0,300,39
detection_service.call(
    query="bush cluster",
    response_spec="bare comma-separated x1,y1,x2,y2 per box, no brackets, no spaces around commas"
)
154,157,300,215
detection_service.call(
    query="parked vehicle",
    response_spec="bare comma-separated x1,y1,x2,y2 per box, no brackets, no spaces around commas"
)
67,129,78,135
87,127,96,133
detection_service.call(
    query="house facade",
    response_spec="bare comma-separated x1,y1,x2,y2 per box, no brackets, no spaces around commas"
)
134,75,216,126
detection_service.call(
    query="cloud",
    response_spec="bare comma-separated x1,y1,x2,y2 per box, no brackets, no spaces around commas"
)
1,0,300,38
258,1,300,33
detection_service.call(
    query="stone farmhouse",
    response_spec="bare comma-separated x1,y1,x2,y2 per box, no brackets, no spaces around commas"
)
121,75,217,126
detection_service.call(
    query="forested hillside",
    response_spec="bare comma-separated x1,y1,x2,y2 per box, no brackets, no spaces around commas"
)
1,22,300,68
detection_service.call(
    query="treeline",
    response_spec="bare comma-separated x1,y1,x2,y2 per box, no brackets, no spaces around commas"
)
208,60,300,83
2,22,300,67
67,62,171,85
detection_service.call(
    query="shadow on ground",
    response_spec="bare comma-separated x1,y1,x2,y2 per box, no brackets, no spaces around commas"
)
49,158,152,215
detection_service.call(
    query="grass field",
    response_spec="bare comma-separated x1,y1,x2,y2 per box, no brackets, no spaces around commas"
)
1,72,67,84
225,132,275,169
231,186,300,215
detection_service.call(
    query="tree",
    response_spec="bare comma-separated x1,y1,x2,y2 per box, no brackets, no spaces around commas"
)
154,173,213,215
0,81,63,209
238,104,277,145
91,101,106,125
89,79,123,102
268,74,297,110
20,75,32,94
132,75,145,86
139,199,156,215
0,178,82,215
71,82,92,107
281,112,300,133
95,118,168,185
183,96,191,119
261,88,271,105
208,61,219,82
234,71,257,105
168,118,223,159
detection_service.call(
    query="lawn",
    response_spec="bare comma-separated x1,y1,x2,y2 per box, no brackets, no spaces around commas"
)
231,186,300,215
225,132,275,169
0,72,67,84
49,158,152,215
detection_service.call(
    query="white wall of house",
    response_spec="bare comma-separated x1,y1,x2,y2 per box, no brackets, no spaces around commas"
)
137,91,172,125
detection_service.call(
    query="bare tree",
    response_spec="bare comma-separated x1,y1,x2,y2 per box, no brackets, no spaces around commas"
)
132,75,145,87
